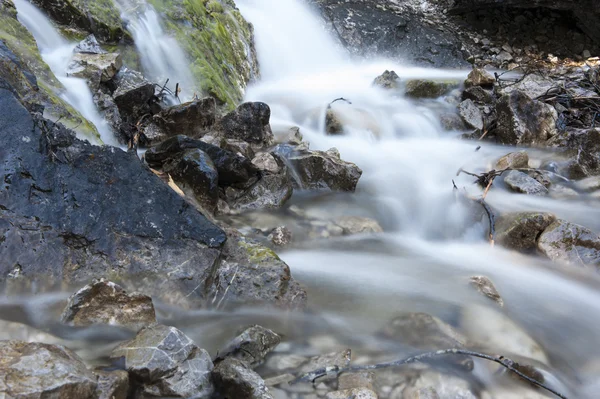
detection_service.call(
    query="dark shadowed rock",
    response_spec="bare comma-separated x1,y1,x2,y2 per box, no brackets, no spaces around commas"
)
462,86,495,104
61,279,156,329
218,102,274,146
538,220,600,267
464,68,495,88
215,325,281,368
153,97,216,138
0,341,97,398
145,135,259,187
93,91,122,136
496,212,556,251
405,79,456,99
212,357,273,399
110,67,154,114
495,90,557,145
458,99,484,130
95,369,129,399
163,148,219,213
504,171,549,195
74,34,106,54
111,324,214,398
373,70,400,89
469,276,504,307
495,151,529,169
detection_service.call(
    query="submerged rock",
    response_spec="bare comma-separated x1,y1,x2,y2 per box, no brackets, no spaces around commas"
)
395,370,478,399
504,171,549,195
373,70,400,89
61,279,156,329
212,357,273,399
0,341,97,398
537,220,600,267
496,212,556,251
215,325,281,368
110,324,214,398
405,79,456,99
334,216,383,235
469,276,504,307
326,388,378,399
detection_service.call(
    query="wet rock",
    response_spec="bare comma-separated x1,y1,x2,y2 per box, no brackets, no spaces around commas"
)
224,138,256,159
206,236,307,310
464,67,495,88
462,85,495,104
496,212,556,251
504,171,549,195
229,173,293,211
268,226,293,247
212,357,274,399
469,276,504,307
287,149,362,192
145,135,259,187
458,99,484,130
495,90,558,145
326,388,378,399
215,325,281,368
74,34,105,55
495,151,529,169
163,148,219,212
95,369,129,399
338,372,375,391
326,107,344,135
67,52,122,89
110,324,214,398
275,126,304,145
439,112,466,131
61,279,156,329
252,152,281,174
218,102,274,146
405,80,456,99
110,67,154,115
396,370,477,399
93,91,122,137
0,340,97,398
537,220,600,267
299,349,352,373
153,97,216,139
575,176,600,192
334,216,383,235
373,70,400,89
380,313,467,349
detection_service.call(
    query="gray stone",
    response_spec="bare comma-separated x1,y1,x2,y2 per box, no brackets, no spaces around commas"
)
338,372,375,391
538,220,600,267
399,370,476,399
469,276,504,307
94,369,129,399
212,357,274,399
334,216,383,235
326,388,378,399
405,79,456,99
0,341,97,398
496,212,556,251
504,171,549,195
61,279,156,329
496,91,557,145
496,51,513,62
465,67,495,88
497,74,556,99
74,34,106,54
373,70,400,89
268,226,293,247
67,52,122,89
252,152,281,174
458,99,484,130
462,86,495,103
495,151,529,169
229,173,293,211
215,325,281,369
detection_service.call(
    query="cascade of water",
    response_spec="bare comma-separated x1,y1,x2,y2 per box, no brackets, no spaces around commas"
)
113,0,195,102
12,0,118,146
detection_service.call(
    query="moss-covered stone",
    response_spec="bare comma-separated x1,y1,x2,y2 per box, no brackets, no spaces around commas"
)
30,0,125,43
148,0,259,110
0,1,99,140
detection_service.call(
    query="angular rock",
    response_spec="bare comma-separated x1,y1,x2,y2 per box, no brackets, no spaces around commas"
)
212,358,273,399
405,79,455,99
464,67,495,88
334,216,383,235
61,279,156,329
153,97,216,138
495,90,557,145
275,126,304,146
228,173,293,211
469,276,504,307
110,67,154,114
458,99,484,130
95,369,129,399
145,135,259,187
497,73,559,100
74,34,106,54
495,151,529,170
252,152,280,174
224,138,256,159
504,170,549,195
162,148,219,212
215,325,281,368
218,102,274,146
0,341,97,398
268,226,293,247
68,52,122,89
496,51,513,63
373,70,400,89
326,388,378,399
496,212,556,251
462,85,495,104
538,220,600,267
94,91,122,137
110,324,214,397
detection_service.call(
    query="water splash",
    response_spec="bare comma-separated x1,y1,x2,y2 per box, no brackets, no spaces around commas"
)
13,0,118,146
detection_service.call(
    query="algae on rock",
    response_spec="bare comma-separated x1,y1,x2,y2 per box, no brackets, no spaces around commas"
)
148,0,259,109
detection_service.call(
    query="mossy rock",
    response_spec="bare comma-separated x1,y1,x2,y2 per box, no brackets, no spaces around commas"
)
405,79,459,99
30,0,125,43
148,0,259,110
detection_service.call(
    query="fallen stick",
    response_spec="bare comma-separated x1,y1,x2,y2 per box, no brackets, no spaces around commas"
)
289,349,568,399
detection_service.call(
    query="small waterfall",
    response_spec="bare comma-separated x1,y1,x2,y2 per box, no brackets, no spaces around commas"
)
113,0,195,102
12,0,117,146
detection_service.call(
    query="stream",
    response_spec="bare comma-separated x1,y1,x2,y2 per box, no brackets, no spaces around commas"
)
5,0,600,398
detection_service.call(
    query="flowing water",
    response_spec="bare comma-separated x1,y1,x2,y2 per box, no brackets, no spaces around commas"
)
12,0,117,146
113,0,196,102
5,0,600,397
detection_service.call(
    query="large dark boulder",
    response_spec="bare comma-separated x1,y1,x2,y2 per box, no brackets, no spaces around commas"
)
218,102,274,146
153,97,217,139
311,0,469,67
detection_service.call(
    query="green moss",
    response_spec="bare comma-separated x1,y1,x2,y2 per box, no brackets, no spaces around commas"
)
147,0,258,110
238,240,280,263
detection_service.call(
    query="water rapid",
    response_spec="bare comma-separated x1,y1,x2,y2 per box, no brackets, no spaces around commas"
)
12,0,117,146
